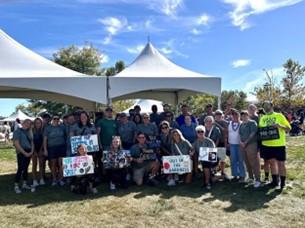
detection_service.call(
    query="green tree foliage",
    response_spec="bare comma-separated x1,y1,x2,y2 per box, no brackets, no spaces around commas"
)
53,45,102,75
220,90,248,111
182,94,217,116
281,59,305,109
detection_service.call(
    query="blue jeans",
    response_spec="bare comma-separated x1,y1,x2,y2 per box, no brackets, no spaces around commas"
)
229,144,246,177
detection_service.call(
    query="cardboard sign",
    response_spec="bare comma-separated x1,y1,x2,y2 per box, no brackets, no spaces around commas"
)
63,155,94,177
162,155,192,174
141,148,157,161
70,134,99,154
199,147,217,162
259,126,280,141
216,147,226,160
103,150,131,169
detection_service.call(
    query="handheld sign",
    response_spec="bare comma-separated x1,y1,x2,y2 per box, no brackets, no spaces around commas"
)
162,155,192,174
63,155,94,177
199,147,218,162
141,148,157,161
70,134,99,154
259,126,280,140
103,150,131,169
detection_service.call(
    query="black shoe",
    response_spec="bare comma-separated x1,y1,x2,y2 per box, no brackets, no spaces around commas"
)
148,178,159,186
267,181,278,188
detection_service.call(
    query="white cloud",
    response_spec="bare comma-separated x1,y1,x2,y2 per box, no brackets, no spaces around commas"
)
160,0,183,16
232,59,251,68
100,53,109,64
223,0,303,30
191,28,202,35
98,16,127,35
196,14,211,26
160,47,173,55
126,45,145,54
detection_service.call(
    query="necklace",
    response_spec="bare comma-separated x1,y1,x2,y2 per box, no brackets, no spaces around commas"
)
231,121,240,131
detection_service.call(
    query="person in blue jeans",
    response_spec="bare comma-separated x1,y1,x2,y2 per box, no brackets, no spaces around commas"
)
228,109,246,182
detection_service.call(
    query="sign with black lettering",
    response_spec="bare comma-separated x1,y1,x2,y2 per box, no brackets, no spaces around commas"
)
259,126,280,140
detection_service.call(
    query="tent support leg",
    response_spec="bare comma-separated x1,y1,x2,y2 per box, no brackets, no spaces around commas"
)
217,96,221,110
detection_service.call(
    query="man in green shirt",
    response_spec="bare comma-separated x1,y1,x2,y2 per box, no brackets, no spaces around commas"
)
259,101,291,189
96,107,117,150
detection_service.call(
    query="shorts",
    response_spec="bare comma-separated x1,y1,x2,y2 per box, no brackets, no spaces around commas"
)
48,145,66,160
260,145,286,161
133,161,154,183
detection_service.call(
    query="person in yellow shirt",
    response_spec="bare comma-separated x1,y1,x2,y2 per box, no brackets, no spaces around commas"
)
259,101,291,189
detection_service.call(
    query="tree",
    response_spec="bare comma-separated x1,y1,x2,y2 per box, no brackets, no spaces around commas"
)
182,94,217,116
220,90,248,111
53,45,102,75
252,69,282,108
281,59,305,109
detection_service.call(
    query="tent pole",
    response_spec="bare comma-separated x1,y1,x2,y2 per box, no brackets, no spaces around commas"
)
217,96,221,110
106,75,111,106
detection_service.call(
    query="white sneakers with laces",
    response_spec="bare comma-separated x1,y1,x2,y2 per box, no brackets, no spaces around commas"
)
167,179,176,186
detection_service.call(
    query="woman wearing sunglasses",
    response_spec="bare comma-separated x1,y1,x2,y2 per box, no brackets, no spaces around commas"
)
43,115,66,186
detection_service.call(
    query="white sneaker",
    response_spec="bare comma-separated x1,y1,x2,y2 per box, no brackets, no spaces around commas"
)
167,179,176,186
31,186,36,193
247,178,254,185
22,182,31,190
51,181,57,186
126,174,131,181
33,180,39,187
39,179,46,186
58,180,65,187
91,187,98,194
14,185,22,194
254,181,261,188
110,182,116,191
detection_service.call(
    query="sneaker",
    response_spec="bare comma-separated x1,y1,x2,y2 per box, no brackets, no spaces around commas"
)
247,178,254,185
14,185,22,194
221,173,231,181
91,187,98,194
33,180,39,187
22,182,31,190
58,180,65,187
238,177,246,184
267,181,278,188
31,186,36,193
39,179,46,186
51,181,57,186
110,182,116,191
206,184,211,190
167,179,176,186
174,174,179,181
126,173,131,181
254,181,261,188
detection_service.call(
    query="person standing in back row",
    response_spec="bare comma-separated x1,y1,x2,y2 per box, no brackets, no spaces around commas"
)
259,101,291,189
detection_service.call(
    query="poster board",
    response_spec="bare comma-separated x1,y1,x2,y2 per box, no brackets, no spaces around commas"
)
162,155,192,174
63,155,94,177
70,134,99,154
103,150,131,169
259,126,280,141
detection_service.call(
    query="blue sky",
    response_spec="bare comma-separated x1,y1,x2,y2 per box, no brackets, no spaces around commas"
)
0,0,305,116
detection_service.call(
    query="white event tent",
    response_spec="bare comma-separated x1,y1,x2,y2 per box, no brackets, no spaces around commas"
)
0,29,107,110
0,110,34,122
109,42,221,106
122,99,164,114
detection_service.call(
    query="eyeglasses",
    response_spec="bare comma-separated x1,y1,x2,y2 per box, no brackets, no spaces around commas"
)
197,131,204,133
138,136,145,139
143,117,149,119
53,118,59,120
161,126,168,129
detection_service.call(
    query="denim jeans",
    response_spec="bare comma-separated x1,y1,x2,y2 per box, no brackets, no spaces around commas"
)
15,152,31,183
229,144,246,177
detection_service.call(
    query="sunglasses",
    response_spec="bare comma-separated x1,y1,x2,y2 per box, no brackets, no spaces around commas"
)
138,136,145,139
143,117,149,119
161,126,168,129
53,118,59,120
197,131,204,133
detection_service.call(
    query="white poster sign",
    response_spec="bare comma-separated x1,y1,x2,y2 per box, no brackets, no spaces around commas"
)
63,155,94,177
70,134,99,154
162,155,192,174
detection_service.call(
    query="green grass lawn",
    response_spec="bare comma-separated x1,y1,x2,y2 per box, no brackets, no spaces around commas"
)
0,138,305,228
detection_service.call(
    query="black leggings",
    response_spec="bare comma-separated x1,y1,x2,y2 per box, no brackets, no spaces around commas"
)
105,169,128,188
15,152,31,183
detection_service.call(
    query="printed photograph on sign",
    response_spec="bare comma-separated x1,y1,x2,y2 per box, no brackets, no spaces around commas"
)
162,155,192,174
70,134,99,154
63,155,94,177
103,150,131,169
199,147,218,162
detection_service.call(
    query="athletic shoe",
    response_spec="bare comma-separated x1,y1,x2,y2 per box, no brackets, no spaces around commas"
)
238,177,246,184
31,186,36,193
33,180,39,187
167,179,176,186
22,182,31,190
51,181,57,186
206,184,211,190
14,185,22,194
110,182,116,191
221,173,231,181
126,174,131,181
58,180,65,187
91,187,98,194
254,181,261,188
247,178,254,185
39,179,46,185
267,181,278,188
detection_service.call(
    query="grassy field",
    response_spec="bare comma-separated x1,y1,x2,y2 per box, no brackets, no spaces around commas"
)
0,137,305,228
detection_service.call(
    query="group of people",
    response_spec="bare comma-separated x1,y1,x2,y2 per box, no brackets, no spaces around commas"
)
12,101,291,194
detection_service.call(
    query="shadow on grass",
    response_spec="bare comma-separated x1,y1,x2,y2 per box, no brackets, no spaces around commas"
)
0,173,281,212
